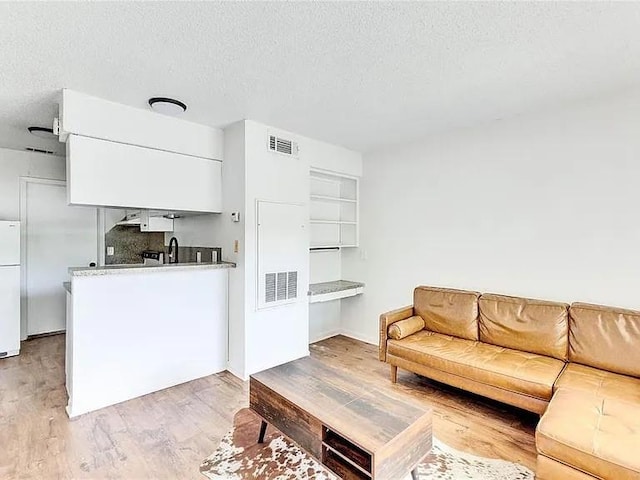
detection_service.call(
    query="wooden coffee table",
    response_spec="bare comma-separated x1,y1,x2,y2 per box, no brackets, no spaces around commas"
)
249,356,432,480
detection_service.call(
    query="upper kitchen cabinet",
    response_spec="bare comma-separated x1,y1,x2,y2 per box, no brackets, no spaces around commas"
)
59,89,223,213
67,135,222,212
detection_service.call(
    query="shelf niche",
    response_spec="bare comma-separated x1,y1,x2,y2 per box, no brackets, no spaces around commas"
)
310,169,358,248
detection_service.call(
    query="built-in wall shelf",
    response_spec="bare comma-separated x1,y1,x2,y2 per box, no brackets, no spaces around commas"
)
311,244,358,249
311,220,357,225
310,169,359,248
308,280,364,303
310,195,357,204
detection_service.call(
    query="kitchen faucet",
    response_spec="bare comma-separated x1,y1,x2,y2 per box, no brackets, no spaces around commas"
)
168,237,179,264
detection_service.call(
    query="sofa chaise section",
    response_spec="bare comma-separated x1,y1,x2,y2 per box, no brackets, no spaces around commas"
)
537,388,640,480
535,302,640,480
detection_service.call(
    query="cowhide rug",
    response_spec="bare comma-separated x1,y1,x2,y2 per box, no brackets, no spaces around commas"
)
201,409,534,480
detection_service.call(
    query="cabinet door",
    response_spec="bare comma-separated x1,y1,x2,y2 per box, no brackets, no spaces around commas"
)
67,135,222,213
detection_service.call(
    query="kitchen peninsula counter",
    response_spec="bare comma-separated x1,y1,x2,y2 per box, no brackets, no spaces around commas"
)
70,261,235,276
65,260,230,418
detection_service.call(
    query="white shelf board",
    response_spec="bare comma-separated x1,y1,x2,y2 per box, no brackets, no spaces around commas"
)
310,195,357,203
310,220,357,225
310,244,358,249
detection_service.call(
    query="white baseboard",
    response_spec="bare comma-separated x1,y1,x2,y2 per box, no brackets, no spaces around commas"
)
310,328,378,346
226,364,247,381
309,328,342,344
339,328,378,346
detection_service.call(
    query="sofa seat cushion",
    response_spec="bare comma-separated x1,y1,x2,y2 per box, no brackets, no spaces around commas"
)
387,330,564,400
537,388,640,480
555,363,640,403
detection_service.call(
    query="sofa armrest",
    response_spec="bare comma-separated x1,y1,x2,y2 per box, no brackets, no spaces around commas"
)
379,305,414,361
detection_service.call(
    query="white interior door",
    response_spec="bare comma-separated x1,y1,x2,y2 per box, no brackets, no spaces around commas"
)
23,179,97,336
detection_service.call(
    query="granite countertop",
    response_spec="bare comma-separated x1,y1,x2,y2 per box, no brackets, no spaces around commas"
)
308,280,365,296
70,261,236,277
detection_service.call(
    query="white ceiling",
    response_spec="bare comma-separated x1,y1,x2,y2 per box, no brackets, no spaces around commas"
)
2,2,640,156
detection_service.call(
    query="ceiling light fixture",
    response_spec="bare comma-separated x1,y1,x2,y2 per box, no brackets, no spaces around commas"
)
27,126,56,139
148,97,187,116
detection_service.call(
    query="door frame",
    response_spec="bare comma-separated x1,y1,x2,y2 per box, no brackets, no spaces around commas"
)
19,177,67,340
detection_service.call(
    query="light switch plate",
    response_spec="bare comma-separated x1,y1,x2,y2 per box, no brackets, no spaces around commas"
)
107,246,115,256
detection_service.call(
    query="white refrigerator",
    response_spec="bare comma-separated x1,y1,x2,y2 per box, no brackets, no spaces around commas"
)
0,221,20,358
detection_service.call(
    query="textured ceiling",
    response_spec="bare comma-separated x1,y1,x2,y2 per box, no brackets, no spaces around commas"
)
1,2,640,155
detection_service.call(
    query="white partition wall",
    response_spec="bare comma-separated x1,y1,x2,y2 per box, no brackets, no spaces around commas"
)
216,120,363,378
59,89,223,160
67,268,228,417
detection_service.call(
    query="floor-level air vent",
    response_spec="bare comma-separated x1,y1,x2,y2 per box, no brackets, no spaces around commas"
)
264,271,298,304
268,135,299,156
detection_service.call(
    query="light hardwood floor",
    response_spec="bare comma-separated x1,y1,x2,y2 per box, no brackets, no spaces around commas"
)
0,334,537,479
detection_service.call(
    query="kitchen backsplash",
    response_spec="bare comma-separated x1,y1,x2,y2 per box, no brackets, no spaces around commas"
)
164,246,222,263
105,225,165,265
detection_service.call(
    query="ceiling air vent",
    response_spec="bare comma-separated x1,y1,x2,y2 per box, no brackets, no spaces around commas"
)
268,134,299,157
26,147,56,155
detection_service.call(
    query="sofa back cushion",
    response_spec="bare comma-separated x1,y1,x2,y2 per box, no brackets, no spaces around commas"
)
479,294,569,360
569,302,640,378
414,286,480,341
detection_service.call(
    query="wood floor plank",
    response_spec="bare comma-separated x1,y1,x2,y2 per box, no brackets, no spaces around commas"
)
0,333,537,479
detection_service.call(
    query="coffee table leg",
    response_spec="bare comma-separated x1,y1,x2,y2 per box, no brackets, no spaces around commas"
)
411,468,419,480
258,420,268,443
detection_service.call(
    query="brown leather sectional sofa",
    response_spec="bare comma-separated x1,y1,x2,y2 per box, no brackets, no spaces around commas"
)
379,286,640,479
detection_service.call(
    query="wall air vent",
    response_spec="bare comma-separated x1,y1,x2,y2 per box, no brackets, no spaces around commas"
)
268,135,299,157
264,271,298,304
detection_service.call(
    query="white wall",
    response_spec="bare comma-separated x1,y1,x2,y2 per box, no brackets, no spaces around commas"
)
342,88,640,344
218,120,363,378
309,250,342,342
307,137,362,177
215,121,246,377
0,147,66,220
243,120,310,376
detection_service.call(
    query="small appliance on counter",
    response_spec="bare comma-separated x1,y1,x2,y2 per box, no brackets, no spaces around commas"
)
142,250,164,265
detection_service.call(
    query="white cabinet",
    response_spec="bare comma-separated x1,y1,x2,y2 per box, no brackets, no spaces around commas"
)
67,135,222,213
139,211,174,232
310,169,359,248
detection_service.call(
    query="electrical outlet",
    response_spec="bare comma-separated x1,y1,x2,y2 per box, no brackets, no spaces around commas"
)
107,246,115,256
234,240,239,253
